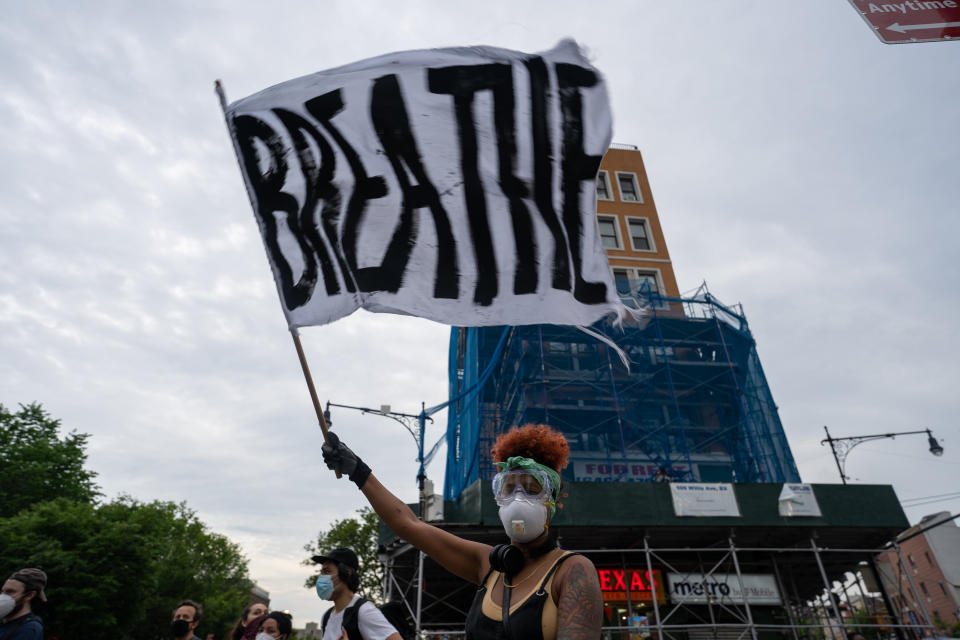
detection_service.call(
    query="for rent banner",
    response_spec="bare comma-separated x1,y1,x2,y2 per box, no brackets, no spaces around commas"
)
224,39,626,329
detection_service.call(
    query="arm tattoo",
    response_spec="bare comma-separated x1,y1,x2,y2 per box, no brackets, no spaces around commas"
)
557,559,603,640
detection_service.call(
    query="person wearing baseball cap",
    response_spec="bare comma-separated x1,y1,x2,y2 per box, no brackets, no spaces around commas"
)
0,568,46,640
312,549,401,640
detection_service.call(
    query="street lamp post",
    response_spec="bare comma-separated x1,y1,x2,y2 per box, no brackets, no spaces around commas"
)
325,401,438,637
324,401,434,517
821,426,944,484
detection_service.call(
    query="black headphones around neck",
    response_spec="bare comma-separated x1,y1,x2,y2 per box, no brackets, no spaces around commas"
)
489,544,525,576
488,534,559,577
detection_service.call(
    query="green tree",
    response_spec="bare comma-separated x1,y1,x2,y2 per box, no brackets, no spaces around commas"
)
304,507,383,601
0,403,254,639
0,498,155,638
0,496,253,640
103,497,254,640
0,402,100,516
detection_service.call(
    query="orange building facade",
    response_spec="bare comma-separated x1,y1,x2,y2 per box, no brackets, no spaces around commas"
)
595,144,682,313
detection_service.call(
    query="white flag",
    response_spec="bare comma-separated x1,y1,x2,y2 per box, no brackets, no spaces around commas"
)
224,39,626,328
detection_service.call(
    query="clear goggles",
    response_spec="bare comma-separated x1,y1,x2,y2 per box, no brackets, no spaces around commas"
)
492,468,554,505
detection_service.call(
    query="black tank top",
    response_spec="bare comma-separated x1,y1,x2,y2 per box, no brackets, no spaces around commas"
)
464,552,578,640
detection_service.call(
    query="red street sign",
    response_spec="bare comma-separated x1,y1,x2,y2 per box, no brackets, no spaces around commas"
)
847,0,960,43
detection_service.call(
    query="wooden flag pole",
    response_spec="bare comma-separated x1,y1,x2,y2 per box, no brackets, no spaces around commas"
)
290,329,343,478
290,330,341,477
290,329,332,442
215,79,339,476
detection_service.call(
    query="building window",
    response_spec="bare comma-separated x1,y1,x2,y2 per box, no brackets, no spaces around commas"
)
920,582,929,597
611,268,668,310
596,171,613,201
613,269,631,297
597,216,621,249
616,172,643,203
908,554,916,567
627,217,654,251
940,583,949,597
925,551,933,566
634,270,662,296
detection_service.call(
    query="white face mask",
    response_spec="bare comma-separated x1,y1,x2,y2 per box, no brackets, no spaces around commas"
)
255,633,276,640
498,498,548,543
0,593,15,619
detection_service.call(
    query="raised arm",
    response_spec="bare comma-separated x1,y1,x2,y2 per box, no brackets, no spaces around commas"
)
322,432,490,585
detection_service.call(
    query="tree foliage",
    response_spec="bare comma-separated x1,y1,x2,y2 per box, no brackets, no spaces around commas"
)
0,496,253,640
304,507,384,601
104,497,254,640
0,403,254,639
0,402,100,516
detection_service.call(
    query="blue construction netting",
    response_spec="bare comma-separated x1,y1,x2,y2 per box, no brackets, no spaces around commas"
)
443,284,801,501
443,326,510,500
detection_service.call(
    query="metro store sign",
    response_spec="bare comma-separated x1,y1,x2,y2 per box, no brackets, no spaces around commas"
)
597,568,666,604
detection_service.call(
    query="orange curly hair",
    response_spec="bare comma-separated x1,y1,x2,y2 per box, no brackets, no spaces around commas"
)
490,423,570,473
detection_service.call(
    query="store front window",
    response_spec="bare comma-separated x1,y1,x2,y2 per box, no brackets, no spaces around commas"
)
598,568,664,640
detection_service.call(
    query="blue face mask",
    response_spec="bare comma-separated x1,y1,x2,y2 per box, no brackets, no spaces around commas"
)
315,574,334,600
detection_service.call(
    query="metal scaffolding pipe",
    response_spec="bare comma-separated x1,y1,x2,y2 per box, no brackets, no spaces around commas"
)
868,555,907,640
811,538,845,640
644,536,663,638
415,550,425,638
892,542,935,633
770,553,801,640
728,537,758,640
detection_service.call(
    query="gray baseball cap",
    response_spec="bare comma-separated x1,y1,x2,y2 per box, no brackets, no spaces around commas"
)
8,568,47,602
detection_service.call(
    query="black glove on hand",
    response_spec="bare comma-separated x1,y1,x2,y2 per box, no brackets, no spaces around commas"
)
321,431,372,489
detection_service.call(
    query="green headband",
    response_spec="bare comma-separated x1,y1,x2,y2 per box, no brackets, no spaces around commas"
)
493,456,562,515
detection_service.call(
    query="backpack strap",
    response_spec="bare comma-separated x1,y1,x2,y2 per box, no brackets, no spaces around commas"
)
322,598,366,640
341,597,367,640
321,607,333,635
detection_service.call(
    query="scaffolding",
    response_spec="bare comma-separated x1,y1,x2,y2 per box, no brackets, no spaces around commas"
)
380,533,935,640
378,482,922,639
444,283,801,501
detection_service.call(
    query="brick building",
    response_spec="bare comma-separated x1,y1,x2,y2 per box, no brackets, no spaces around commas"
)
876,511,960,633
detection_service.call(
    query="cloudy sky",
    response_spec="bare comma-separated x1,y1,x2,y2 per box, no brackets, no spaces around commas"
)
2,0,958,626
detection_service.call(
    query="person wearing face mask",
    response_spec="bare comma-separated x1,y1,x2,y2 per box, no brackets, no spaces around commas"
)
321,423,602,640
256,611,292,640
170,599,203,640
313,548,402,640
230,602,268,640
0,568,46,640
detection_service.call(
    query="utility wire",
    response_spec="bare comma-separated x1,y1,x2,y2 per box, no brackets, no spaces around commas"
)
901,490,960,504
901,495,960,509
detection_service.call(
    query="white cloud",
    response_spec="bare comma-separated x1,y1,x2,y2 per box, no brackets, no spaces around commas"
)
1,0,958,626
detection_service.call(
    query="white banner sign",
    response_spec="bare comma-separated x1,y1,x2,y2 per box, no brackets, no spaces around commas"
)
778,483,822,516
573,460,696,482
670,483,740,517
667,573,782,605
224,39,626,329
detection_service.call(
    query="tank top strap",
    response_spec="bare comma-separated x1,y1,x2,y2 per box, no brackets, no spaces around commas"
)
479,565,497,590
535,551,580,594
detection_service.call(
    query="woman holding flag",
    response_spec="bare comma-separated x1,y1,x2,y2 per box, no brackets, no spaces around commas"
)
321,423,602,640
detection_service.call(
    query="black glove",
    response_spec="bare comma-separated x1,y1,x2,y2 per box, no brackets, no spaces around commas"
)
321,431,372,489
